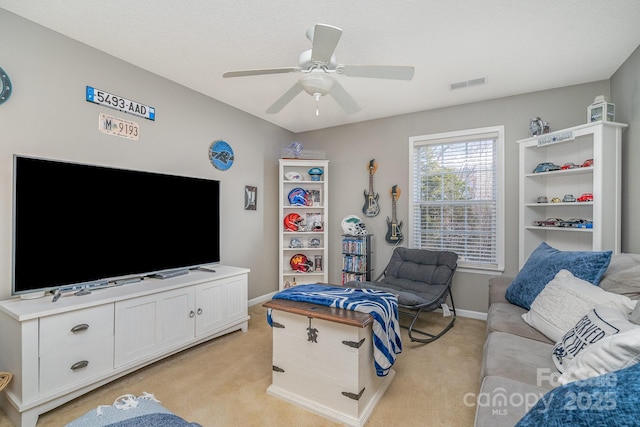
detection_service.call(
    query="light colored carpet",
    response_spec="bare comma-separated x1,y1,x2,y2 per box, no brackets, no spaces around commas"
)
0,305,486,427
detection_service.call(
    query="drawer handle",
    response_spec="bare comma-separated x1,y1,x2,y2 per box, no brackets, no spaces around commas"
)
189,311,195,318
70,324,89,333
70,360,89,371
197,308,203,315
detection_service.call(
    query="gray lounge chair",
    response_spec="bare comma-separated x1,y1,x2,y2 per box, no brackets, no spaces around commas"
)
346,247,458,343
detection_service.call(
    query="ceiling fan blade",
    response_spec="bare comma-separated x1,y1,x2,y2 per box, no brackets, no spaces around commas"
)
338,65,415,80
328,80,361,115
223,67,301,78
266,81,304,114
310,24,342,64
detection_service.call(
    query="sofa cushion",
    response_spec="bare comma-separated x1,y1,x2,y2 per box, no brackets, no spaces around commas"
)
552,305,637,373
516,362,640,426
505,242,612,310
482,332,557,390
522,269,636,342
486,303,552,343
558,327,640,384
598,252,640,299
474,376,548,427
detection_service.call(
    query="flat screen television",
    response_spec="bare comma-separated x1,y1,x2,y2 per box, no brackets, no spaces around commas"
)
12,155,221,296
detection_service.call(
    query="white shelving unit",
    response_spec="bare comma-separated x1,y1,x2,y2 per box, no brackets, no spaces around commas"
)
518,121,627,267
279,159,329,289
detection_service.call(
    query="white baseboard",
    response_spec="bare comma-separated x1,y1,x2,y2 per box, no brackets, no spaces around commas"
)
456,308,487,321
249,291,277,307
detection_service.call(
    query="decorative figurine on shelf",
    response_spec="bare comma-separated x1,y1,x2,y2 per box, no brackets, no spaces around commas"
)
529,117,550,136
308,237,321,248
283,141,304,158
308,167,323,181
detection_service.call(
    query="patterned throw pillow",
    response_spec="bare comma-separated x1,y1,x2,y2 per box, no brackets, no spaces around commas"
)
516,362,640,426
521,269,636,342
552,306,636,373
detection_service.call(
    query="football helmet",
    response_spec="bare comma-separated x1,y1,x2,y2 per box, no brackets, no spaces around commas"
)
290,254,313,272
287,188,309,206
284,213,304,231
341,215,367,235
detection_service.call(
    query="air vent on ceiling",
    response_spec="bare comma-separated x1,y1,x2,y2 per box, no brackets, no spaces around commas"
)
450,77,487,90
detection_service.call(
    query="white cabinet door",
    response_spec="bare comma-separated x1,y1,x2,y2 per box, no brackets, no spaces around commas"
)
195,274,248,336
114,287,195,367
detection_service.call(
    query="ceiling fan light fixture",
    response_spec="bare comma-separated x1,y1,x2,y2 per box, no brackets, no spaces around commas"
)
301,72,335,96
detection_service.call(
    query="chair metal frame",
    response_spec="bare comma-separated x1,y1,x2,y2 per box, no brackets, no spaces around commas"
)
351,247,458,344
394,268,457,343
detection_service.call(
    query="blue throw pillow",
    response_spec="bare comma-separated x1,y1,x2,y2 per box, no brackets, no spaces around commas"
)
516,362,640,426
505,242,612,310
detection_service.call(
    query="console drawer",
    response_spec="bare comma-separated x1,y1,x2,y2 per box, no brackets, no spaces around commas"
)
39,337,114,396
39,304,115,395
40,304,114,355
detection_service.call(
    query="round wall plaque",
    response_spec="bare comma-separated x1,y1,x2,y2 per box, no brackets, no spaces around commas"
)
208,140,234,171
0,67,12,105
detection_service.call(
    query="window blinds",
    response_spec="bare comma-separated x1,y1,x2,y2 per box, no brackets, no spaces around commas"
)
411,132,498,268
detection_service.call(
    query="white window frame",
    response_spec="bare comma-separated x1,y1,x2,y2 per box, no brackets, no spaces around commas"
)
408,126,505,273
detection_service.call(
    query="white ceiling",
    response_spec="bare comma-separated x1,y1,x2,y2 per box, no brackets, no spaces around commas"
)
2,1,640,133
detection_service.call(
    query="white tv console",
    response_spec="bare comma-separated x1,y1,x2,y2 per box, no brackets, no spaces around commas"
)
0,265,250,427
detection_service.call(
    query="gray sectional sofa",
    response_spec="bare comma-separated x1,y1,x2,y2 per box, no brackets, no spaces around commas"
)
474,253,640,426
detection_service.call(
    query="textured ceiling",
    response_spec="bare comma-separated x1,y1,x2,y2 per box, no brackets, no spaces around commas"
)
2,0,640,133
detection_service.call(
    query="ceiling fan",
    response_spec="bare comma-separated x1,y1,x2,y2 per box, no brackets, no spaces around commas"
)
223,23,415,116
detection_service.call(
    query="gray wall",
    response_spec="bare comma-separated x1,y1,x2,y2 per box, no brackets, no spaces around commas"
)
611,43,640,253
3,9,639,314
0,10,291,301
296,82,613,313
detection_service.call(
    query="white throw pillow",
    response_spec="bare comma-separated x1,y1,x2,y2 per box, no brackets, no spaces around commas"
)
559,327,640,384
552,305,636,373
522,269,636,342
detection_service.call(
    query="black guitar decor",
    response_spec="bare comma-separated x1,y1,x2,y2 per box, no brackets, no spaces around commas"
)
362,159,380,217
386,185,403,244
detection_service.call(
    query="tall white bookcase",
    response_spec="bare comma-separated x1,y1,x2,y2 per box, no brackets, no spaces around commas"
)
518,121,627,267
279,159,329,289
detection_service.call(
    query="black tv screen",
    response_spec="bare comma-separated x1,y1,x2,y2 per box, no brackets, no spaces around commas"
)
12,155,221,296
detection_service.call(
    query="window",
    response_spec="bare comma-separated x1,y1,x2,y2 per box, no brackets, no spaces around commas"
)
409,126,504,272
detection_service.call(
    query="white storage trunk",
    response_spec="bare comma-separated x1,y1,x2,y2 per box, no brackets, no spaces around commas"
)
264,299,395,427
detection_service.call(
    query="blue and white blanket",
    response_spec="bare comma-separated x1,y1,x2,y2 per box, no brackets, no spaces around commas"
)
66,393,202,427
267,284,402,376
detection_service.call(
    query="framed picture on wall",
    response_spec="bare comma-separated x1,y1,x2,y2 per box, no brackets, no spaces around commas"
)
244,186,257,210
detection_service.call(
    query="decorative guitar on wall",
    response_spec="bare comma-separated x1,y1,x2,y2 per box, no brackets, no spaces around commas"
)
362,159,380,217
385,185,403,244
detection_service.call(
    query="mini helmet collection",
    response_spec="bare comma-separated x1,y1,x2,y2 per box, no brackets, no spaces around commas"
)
290,253,313,272
283,213,304,231
341,214,367,235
